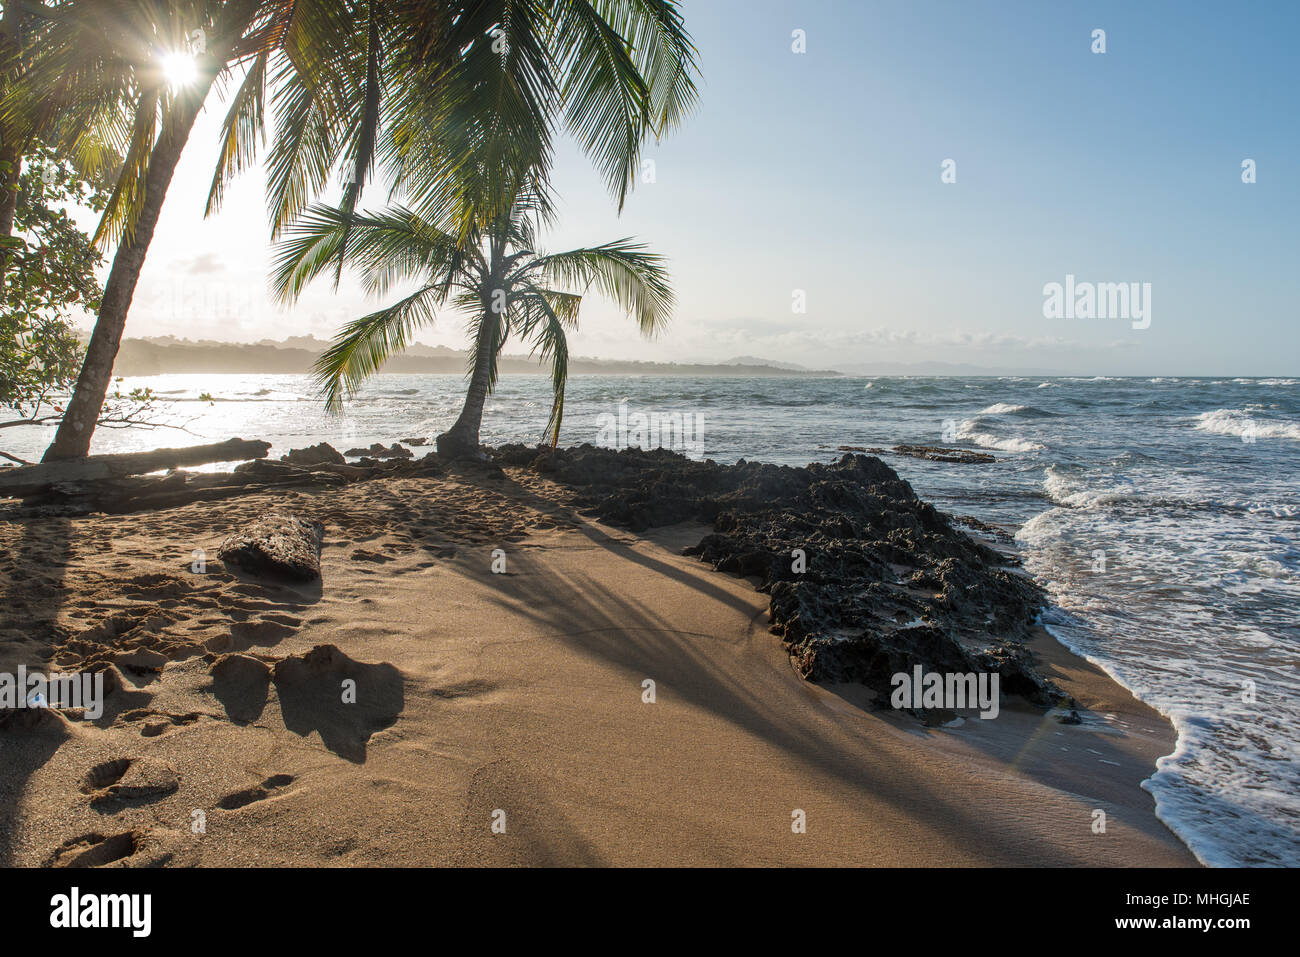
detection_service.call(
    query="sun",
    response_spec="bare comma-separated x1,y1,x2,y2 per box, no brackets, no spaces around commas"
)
160,51,198,88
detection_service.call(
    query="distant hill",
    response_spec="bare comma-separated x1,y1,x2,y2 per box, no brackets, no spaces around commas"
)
110,337,843,378
837,360,1068,376
721,355,810,371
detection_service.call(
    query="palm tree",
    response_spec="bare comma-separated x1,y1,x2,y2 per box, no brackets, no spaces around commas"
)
12,0,696,461
17,0,270,460
271,189,673,458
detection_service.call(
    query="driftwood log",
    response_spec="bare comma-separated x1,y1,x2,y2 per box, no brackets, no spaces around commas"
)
218,513,325,581
0,441,441,517
0,438,272,496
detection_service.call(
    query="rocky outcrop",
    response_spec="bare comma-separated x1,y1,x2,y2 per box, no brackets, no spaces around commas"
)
344,443,412,460
837,444,997,464
496,443,1058,710
280,442,346,466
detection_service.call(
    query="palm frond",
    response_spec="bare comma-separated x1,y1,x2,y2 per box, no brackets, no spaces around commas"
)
512,283,574,445
92,84,158,247
527,238,672,334
550,0,650,210
333,0,384,280
313,281,442,411
205,48,268,216
271,202,478,302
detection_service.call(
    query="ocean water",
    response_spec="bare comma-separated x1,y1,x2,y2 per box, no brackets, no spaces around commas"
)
5,373,1298,866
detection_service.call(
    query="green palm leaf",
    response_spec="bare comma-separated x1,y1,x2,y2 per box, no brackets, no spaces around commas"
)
313,281,443,411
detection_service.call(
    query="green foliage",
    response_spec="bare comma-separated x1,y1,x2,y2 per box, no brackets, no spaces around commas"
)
0,143,107,416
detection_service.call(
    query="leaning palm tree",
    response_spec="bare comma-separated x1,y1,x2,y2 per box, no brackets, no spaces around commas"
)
272,189,672,458
16,0,285,461
13,0,696,461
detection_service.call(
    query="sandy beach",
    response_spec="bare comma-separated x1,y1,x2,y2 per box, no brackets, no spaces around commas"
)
0,457,1195,867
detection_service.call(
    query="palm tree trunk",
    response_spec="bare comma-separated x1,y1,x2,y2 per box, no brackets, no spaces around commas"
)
0,0,25,291
41,0,259,461
0,147,21,289
39,97,205,461
436,307,500,459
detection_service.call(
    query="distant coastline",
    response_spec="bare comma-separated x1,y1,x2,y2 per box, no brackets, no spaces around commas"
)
100,335,1290,383
106,336,844,378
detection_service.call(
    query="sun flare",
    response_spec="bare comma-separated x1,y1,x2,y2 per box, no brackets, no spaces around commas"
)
160,50,197,88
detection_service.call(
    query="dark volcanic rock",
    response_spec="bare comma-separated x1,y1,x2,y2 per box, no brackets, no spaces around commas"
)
506,443,1058,711
344,442,412,460
280,442,346,466
217,513,324,581
838,444,997,464
891,444,996,464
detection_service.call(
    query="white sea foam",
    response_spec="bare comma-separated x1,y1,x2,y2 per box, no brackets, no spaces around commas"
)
1195,408,1300,441
1041,467,1134,508
1040,611,1300,868
976,402,1028,415
955,415,1046,453
1017,485,1300,867
958,428,1045,453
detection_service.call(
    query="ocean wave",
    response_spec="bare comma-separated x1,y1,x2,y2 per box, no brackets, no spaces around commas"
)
1246,501,1300,519
1194,409,1300,441
156,394,293,403
1038,613,1300,868
1017,511,1300,867
956,423,1045,453
1042,467,1134,508
975,402,1056,418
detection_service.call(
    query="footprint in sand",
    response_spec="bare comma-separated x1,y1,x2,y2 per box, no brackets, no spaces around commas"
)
117,708,204,737
419,545,457,558
47,830,143,867
228,617,299,651
82,757,179,808
350,547,396,563
430,678,498,700
217,774,295,811
81,758,132,792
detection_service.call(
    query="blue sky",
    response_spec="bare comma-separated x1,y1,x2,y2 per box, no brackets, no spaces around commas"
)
121,0,1299,374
